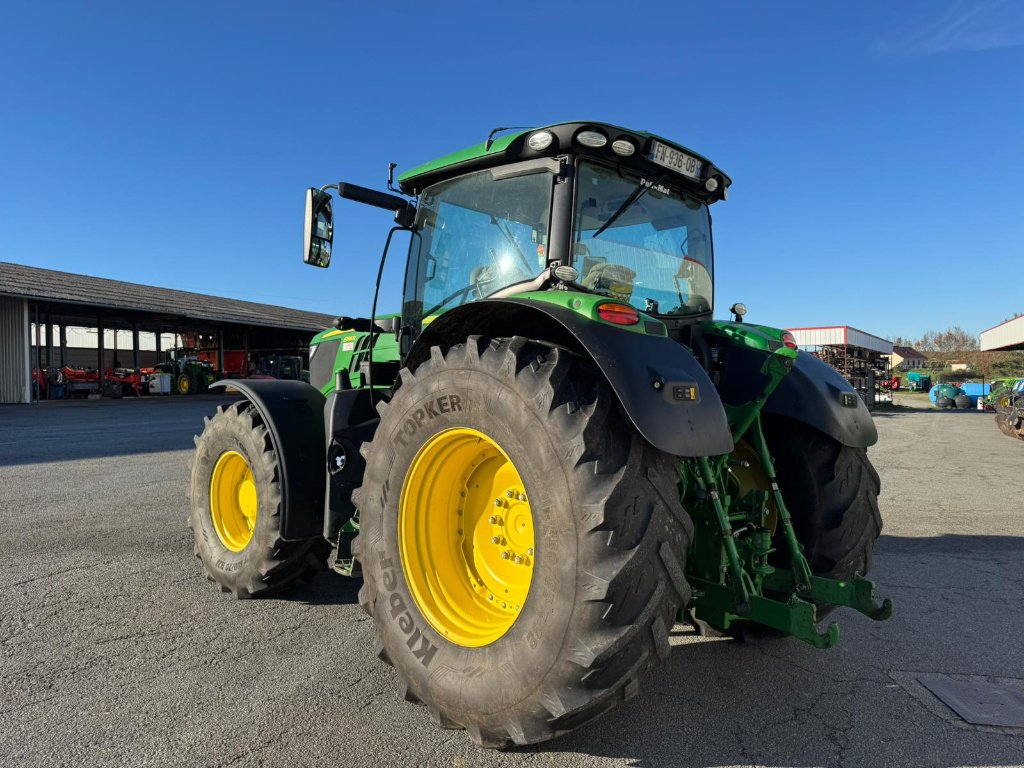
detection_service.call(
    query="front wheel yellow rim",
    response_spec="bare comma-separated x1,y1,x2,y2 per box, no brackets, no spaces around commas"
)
209,450,258,552
399,428,534,648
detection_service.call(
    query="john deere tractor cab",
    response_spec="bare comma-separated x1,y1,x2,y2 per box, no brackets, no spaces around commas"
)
190,122,890,748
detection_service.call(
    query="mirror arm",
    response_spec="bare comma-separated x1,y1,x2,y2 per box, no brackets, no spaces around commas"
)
330,182,416,226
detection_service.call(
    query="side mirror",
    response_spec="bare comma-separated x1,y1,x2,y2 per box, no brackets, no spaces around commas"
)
303,188,334,268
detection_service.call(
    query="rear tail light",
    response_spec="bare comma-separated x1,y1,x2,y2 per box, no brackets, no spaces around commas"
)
782,332,798,350
596,302,640,325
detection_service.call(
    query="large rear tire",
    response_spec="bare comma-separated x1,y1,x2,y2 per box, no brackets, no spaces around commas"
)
764,417,882,583
189,401,329,598
353,336,692,747
996,409,1014,437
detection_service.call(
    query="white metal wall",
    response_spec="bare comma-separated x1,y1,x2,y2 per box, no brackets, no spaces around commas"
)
846,327,893,355
788,326,892,354
981,316,1024,351
788,327,846,348
31,325,178,351
0,297,29,404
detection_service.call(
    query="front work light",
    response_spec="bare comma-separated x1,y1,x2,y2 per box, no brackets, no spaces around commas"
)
576,130,608,148
611,139,635,156
704,177,720,193
782,331,799,350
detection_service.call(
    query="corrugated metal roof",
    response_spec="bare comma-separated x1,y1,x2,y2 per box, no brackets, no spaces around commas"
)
892,345,927,358
787,325,892,354
0,262,335,332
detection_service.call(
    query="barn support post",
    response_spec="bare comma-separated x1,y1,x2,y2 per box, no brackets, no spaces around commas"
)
217,328,225,375
97,314,105,391
31,303,39,403
44,311,52,368
59,323,67,367
132,323,140,369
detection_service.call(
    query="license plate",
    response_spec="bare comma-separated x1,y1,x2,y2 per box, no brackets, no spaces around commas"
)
649,140,704,180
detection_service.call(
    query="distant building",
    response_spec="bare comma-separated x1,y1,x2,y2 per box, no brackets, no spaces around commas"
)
786,326,893,409
981,315,1024,352
890,345,928,371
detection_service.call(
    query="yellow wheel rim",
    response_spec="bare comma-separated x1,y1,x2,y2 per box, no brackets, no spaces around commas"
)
209,450,258,552
729,441,778,534
179,375,190,394
399,428,534,648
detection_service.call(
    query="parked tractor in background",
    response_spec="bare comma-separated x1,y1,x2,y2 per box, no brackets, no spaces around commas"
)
153,348,216,395
993,379,1024,440
188,121,891,747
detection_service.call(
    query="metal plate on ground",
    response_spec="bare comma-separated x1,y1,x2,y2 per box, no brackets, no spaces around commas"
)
920,677,1024,728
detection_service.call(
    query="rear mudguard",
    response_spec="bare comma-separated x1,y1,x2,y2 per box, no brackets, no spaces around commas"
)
405,299,734,457
715,345,878,448
323,388,386,541
210,380,326,541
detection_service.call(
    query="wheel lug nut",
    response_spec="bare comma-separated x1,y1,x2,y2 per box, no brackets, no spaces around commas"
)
501,550,511,560
505,489,515,498
515,556,524,565
491,536,501,545
489,515,503,525
527,548,534,556
518,493,527,502
494,499,503,507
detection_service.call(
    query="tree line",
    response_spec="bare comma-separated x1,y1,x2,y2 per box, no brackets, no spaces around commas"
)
892,327,979,353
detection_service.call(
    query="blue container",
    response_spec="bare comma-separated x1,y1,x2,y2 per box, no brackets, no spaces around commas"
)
959,383,991,407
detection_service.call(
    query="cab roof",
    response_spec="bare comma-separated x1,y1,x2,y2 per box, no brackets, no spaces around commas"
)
397,121,731,202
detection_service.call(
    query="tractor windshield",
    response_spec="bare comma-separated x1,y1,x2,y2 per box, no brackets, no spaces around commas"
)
403,166,553,325
573,160,713,316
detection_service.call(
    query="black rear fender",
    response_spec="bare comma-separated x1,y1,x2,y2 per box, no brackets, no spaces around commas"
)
715,346,878,448
210,380,326,541
405,299,733,457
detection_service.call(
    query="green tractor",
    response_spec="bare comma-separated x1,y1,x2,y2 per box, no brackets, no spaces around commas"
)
992,378,1024,440
154,347,216,395
189,121,891,747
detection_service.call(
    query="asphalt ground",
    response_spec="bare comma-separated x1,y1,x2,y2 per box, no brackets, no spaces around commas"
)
1,393,1023,767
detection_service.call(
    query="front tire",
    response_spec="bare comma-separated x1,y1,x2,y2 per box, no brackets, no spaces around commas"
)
353,337,692,747
189,401,328,597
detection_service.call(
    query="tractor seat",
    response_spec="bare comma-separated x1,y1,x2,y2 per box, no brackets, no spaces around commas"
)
333,316,401,333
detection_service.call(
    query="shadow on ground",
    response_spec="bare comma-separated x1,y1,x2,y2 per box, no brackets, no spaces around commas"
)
504,533,1024,767
872,404,991,417
0,394,241,466
286,569,362,606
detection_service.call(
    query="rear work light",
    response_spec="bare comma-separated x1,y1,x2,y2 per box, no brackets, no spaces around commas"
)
576,130,608,148
781,332,798,350
596,302,640,325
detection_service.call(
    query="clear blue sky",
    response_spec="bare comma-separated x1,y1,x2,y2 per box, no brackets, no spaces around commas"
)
1,1,1021,341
